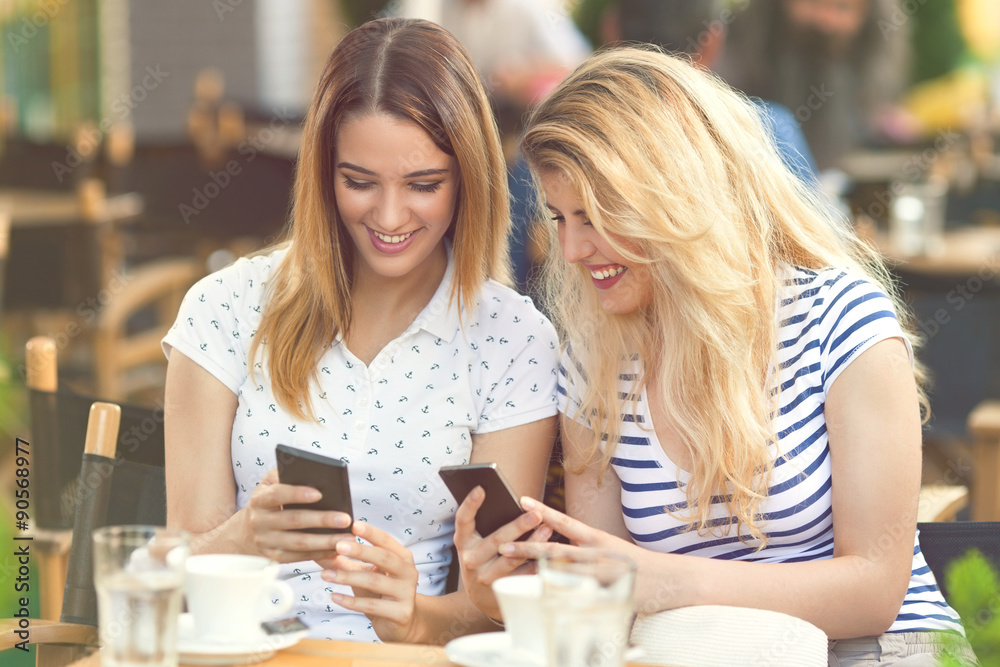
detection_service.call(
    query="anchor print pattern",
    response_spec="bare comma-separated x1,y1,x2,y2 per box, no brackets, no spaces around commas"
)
162,246,559,642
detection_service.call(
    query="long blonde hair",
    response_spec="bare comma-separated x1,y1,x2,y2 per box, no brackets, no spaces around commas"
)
521,47,925,544
250,18,511,419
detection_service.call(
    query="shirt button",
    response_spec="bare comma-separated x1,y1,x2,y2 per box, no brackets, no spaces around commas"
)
354,420,365,431
358,396,369,407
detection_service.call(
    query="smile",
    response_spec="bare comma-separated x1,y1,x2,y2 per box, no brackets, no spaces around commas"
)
371,230,415,244
590,265,625,280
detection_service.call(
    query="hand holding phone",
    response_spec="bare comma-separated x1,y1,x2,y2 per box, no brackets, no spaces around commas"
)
439,463,527,539
275,444,353,534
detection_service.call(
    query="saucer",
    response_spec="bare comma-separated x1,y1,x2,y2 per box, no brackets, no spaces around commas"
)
444,631,644,667
445,632,545,667
177,614,310,665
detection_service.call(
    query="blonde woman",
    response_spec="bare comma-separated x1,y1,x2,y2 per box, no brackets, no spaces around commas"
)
455,48,978,665
162,18,557,644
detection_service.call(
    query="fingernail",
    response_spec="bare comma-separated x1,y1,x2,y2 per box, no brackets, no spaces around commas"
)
305,489,322,501
331,593,345,603
336,541,352,555
539,526,552,540
353,521,366,536
472,486,485,501
499,543,515,556
333,514,351,528
520,497,536,510
321,570,335,581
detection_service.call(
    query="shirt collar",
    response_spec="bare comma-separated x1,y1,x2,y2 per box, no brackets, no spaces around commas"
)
412,240,462,342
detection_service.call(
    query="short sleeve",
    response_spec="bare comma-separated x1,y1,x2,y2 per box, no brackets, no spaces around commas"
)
556,346,591,428
474,295,559,434
818,273,912,393
161,253,276,394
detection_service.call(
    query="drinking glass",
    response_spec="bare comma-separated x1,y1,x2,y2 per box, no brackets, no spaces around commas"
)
93,525,189,667
540,548,636,667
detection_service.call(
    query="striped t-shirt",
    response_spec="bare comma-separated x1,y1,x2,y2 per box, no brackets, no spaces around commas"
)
558,266,963,634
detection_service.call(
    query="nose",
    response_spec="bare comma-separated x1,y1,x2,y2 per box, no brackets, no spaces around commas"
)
559,221,596,265
372,187,409,232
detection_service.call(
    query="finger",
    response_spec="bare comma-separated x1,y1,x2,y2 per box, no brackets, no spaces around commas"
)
253,507,352,535
335,539,415,580
497,540,561,561
330,591,409,624
351,522,413,561
260,468,279,485
483,508,542,546
255,532,354,562
454,486,487,547
520,497,595,544
317,553,372,573
323,565,405,600
250,482,321,511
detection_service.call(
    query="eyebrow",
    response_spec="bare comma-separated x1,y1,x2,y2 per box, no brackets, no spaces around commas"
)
546,204,587,216
337,162,450,179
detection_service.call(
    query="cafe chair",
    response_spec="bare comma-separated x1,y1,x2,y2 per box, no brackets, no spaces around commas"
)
917,520,1000,601
92,255,202,401
630,605,828,666
24,337,167,621
969,401,1000,521
0,400,167,666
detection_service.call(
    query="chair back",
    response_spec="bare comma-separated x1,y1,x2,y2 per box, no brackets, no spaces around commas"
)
917,521,1000,600
60,402,167,627
27,336,167,530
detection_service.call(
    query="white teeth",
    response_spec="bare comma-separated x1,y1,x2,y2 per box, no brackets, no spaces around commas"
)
591,266,625,280
373,230,413,244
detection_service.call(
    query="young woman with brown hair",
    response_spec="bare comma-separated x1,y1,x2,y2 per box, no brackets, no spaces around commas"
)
163,18,557,644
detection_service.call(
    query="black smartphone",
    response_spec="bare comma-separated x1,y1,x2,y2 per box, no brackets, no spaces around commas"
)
275,444,353,534
439,463,527,539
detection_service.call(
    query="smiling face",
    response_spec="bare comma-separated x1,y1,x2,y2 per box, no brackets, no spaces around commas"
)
541,171,653,315
334,113,459,284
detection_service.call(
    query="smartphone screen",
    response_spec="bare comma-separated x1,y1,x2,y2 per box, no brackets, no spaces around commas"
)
275,444,353,534
439,463,527,539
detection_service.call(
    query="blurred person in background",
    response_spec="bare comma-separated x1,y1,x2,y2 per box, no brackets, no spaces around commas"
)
717,0,911,170
606,0,819,185
399,0,591,112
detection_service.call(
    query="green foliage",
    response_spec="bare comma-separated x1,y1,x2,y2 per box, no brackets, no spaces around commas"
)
939,549,1000,666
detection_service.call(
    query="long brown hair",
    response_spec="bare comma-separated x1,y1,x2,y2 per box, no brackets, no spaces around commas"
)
250,18,511,419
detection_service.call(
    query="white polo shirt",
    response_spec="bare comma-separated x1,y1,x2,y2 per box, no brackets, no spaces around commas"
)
163,244,559,641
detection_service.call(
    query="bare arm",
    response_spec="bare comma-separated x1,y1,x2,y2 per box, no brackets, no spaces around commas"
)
505,339,921,639
326,416,557,644
165,351,350,558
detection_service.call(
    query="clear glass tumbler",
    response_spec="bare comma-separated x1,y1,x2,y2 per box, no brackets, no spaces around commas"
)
93,525,189,667
540,548,636,667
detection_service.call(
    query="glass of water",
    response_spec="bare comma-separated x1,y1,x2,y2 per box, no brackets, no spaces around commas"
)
540,548,636,667
93,526,189,667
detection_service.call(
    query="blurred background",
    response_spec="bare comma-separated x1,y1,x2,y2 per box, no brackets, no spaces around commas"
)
0,0,999,659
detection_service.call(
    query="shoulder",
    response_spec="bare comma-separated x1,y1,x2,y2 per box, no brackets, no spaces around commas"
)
780,266,894,315
471,280,557,340
187,247,288,305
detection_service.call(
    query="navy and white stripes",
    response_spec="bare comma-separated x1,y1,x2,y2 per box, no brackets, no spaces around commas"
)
558,266,962,634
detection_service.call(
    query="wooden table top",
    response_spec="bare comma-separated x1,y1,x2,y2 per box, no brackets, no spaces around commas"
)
872,226,1000,276
67,636,654,666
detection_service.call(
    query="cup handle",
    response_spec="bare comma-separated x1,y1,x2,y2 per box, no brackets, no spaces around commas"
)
263,580,294,619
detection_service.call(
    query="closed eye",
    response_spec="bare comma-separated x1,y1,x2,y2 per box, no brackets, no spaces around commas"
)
411,182,443,194
342,177,373,191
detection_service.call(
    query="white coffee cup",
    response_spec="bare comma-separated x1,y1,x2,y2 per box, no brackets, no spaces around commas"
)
492,574,546,662
184,554,293,643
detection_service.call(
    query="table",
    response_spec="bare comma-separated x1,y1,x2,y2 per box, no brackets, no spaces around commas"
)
872,226,1000,276
66,637,652,666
